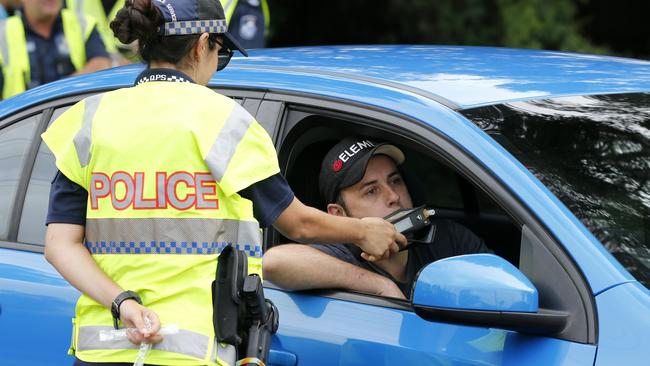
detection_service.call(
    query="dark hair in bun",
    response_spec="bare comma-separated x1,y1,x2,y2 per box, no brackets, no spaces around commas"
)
110,0,216,66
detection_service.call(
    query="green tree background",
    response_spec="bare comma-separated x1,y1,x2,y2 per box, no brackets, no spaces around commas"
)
266,0,649,59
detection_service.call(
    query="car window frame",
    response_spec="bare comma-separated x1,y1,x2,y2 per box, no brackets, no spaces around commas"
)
262,90,597,344
1,108,51,248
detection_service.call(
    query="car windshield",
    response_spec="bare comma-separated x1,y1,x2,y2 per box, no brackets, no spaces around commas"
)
462,93,650,288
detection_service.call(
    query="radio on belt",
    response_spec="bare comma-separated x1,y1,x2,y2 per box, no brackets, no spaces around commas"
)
384,205,436,234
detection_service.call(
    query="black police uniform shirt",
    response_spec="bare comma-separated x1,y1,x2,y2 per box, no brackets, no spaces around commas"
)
0,12,109,94
312,219,492,297
47,68,295,230
228,0,266,49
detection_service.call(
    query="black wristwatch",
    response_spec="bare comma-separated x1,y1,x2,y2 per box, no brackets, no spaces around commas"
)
111,290,142,329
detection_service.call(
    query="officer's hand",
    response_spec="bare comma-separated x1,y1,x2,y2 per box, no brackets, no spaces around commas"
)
119,300,164,345
357,217,406,261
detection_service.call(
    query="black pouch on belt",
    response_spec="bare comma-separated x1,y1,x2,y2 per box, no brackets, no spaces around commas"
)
213,244,248,347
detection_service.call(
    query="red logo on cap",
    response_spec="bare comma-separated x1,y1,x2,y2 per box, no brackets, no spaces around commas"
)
332,159,343,172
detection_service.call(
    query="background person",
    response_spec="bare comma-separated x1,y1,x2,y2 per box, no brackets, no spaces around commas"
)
0,0,110,99
221,0,269,48
0,0,20,19
42,1,404,365
264,137,492,299
65,0,133,65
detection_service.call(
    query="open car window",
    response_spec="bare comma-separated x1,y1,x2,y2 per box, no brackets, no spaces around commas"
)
275,111,520,271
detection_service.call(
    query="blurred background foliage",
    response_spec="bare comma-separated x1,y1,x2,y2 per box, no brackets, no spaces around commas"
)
266,0,649,59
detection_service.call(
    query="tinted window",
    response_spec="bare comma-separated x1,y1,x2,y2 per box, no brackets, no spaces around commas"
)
463,93,650,287
0,115,40,239
18,107,70,244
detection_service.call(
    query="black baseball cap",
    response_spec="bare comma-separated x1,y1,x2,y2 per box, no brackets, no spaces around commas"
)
319,137,405,204
152,0,248,57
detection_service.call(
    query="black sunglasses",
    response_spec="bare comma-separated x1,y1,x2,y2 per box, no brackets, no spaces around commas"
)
215,39,234,71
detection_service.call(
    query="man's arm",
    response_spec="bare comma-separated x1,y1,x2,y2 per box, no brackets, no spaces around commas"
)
263,244,405,299
273,197,405,261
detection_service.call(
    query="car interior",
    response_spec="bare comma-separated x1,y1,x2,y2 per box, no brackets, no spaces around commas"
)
271,113,522,269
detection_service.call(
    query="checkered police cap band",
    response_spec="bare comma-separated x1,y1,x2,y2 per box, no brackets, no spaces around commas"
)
159,19,228,36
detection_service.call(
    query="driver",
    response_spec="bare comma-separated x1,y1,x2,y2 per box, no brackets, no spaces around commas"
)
263,137,492,298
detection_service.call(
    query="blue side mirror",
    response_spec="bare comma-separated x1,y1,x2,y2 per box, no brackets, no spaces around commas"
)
412,254,567,335
413,253,538,312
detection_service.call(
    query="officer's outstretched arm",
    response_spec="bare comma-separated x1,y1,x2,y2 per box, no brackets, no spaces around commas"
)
273,197,406,261
263,244,405,299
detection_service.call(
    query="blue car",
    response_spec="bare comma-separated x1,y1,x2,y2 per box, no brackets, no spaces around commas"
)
1,46,649,365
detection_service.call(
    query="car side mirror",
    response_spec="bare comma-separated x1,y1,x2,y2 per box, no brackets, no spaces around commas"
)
412,254,568,335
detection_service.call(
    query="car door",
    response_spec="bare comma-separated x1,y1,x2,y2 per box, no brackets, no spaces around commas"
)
0,104,80,366
260,93,598,366
0,89,274,366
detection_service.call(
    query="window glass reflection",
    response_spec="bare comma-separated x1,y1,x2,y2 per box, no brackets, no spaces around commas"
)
463,93,650,287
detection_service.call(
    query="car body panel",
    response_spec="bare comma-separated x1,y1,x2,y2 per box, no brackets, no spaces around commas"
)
241,46,650,109
593,281,650,365
0,247,78,365
265,288,596,366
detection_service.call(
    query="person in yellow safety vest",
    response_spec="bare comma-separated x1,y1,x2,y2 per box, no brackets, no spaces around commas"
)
64,0,135,66
220,0,269,48
42,0,405,365
65,0,123,54
0,0,111,100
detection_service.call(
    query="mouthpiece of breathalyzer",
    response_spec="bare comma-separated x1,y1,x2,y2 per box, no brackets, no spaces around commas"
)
384,205,435,235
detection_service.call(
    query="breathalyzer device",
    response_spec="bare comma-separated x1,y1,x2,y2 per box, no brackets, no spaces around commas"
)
384,205,435,235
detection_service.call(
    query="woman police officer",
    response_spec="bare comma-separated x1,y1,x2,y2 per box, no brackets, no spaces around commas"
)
42,0,406,365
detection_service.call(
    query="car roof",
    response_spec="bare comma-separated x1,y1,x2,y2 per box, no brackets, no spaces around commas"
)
2,45,650,115
240,45,650,109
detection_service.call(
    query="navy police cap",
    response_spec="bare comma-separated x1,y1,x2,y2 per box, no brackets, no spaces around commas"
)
152,0,248,56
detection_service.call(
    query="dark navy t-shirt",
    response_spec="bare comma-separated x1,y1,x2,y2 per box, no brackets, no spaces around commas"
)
312,219,492,297
46,171,294,228
0,13,108,94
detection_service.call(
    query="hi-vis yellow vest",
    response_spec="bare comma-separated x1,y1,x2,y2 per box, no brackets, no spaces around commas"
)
41,81,279,365
0,10,96,99
66,0,123,54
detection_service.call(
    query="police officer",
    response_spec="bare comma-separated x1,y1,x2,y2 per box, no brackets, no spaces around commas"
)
0,0,111,100
42,0,405,365
221,0,269,49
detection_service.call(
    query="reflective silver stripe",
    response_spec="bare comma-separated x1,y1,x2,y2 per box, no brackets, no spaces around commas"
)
74,94,103,167
0,19,8,65
72,0,84,15
77,326,208,360
214,342,236,364
85,217,262,257
223,0,235,16
205,104,254,181
76,11,88,38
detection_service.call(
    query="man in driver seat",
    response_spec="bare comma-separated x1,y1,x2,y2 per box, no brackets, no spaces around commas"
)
263,137,491,299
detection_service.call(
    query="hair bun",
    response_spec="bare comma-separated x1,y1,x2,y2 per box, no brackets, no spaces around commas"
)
110,0,162,44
